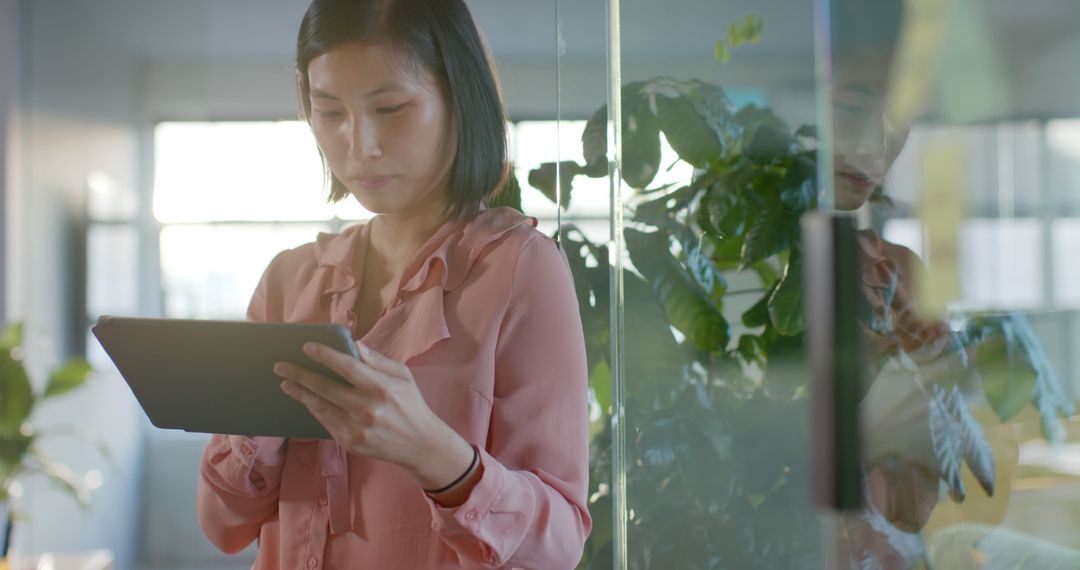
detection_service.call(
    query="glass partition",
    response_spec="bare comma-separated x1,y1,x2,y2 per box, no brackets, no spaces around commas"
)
599,0,823,567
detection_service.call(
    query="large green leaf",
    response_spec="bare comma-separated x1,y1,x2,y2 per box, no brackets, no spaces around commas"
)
625,229,730,353
527,161,581,209
761,333,807,400
682,80,740,148
655,93,724,168
633,185,694,229
966,314,1075,440
778,153,818,213
684,238,728,303
700,158,754,240
0,351,33,435
737,334,766,368
970,326,1036,422
732,104,785,146
752,260,782,285
45,358,93,399
703,185,745,242
581,106,609,177
711,236,746,272
622,273,685,407
767,255,805,335
746,122,793,165
559,228,610,366
621,98,662,189
739,205,790,269
582,82,662,190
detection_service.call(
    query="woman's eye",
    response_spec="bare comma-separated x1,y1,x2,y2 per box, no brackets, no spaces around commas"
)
316,110,344,119
376,104,406,115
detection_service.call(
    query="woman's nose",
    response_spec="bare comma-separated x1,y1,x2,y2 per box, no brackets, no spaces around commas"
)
348,119,382,159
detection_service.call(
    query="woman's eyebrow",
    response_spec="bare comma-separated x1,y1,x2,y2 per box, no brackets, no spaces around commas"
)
310,83,406,100
311,88,340,100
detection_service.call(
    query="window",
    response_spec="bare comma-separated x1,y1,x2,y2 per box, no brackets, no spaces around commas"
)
86,119,634,336
879,121,1080,312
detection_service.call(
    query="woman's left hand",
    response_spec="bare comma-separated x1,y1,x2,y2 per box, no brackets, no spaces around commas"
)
273,341,474,491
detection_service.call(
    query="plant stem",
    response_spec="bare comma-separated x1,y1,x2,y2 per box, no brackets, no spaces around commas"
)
1,505,12,559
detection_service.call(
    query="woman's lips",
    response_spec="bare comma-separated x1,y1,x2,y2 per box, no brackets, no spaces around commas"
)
839,170,875,192
349,175,395,190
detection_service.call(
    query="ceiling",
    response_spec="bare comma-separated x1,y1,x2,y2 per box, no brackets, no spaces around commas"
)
41,0,1078,61
25,0,1080,120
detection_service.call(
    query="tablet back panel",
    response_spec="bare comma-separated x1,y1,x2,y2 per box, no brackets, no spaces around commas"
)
92,317,359,439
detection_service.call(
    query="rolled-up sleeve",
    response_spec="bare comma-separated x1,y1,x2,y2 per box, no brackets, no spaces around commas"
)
428,235,592,569
196,253,289,554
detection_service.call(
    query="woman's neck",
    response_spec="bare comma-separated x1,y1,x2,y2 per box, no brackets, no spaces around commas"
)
367,201,448,265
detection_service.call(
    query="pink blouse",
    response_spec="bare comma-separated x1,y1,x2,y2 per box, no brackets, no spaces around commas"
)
196,207,592,569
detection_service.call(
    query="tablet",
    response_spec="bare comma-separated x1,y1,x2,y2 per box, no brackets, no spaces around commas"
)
92,316,360,439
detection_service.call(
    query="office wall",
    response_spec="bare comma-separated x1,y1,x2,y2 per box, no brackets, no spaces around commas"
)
12,2,146,568
0,0,19,326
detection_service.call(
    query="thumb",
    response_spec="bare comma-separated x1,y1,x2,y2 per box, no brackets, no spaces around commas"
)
355,341,409,377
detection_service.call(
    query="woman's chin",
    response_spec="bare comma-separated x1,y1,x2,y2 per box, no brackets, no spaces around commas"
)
834,183,872,211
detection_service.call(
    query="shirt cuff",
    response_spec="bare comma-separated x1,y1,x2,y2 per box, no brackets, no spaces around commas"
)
224,435,287,492
425,447,507,536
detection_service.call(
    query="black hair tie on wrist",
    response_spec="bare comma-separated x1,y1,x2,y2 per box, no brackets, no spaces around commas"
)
424,445,479,495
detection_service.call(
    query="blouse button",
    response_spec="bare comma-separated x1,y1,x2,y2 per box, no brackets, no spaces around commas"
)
307,557,319,568
239,444,253,456
318,496,328,507
465,510,477,521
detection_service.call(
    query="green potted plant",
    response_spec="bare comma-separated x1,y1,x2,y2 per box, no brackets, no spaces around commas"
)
0,322,103,561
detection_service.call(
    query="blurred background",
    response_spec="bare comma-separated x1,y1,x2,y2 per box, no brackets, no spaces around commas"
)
3,0,1080,569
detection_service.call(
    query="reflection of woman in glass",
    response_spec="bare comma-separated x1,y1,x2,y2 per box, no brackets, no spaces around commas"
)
831,55,1079,568
827,5,978,565
195,1,591,567
831,7,1078,565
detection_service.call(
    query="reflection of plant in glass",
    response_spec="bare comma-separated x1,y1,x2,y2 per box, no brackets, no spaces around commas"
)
523,75,1073,568
0,323,106,548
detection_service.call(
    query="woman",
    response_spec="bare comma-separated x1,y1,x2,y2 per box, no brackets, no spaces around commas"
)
196,0,591,568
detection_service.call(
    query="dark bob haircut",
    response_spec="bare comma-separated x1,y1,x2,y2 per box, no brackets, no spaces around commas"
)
296,0,508,222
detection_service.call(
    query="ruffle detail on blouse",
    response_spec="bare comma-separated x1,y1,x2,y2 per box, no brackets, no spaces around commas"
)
363,207,537,364
300,206,538,365
398,206,539,294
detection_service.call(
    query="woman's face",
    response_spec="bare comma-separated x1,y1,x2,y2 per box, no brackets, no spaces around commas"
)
306,42,457,216
831,78,910,211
